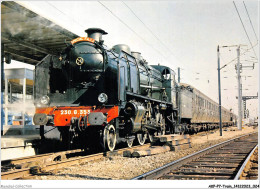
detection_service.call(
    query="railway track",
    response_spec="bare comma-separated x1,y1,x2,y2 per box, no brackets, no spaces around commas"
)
1,143,150,180
1,148,84,170
235,146,258,180
132,132,258,180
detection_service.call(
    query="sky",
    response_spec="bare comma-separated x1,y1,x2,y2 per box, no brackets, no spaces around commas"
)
5,0,259,119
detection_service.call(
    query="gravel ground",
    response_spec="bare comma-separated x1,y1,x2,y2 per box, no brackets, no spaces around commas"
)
34,126,258,180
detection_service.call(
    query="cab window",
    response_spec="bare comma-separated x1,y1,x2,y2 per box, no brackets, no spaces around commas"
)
162,68,171,80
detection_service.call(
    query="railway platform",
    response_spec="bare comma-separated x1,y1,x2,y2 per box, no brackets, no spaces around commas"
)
2,125,40,136
1,135,40,161
1,126,61,161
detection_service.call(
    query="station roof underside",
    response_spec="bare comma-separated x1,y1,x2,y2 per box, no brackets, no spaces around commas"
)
1,1,79,65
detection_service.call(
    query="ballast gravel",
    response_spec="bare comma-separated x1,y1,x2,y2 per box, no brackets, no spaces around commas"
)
34,126,257,180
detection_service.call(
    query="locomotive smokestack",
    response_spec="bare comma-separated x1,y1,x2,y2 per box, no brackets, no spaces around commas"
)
85,28,108,42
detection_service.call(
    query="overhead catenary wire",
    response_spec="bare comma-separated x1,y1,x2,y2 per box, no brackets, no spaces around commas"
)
233,1,258,59
122,1,256,82
243,1,258,42
98,1,168,60
220,43,258,70
47,1,196,78
46,2,85,29
48,1,202,78
121,1,180,62
48,1,167,63
218,44,256,96
43,2,255,102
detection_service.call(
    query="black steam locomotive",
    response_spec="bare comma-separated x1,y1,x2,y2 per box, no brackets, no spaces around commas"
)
33,28,235,151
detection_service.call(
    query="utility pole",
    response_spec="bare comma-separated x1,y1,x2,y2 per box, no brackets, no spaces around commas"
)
177,67,181,125
237,46,242,130
178,67,180,83
218,44,247,130
217,45,222,136
1,43,4,136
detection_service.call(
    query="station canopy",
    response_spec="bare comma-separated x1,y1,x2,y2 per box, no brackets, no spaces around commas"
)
1,1,79,65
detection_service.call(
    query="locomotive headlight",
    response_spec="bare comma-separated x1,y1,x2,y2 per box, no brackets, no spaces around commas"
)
40,95,50,105
98,93,108,103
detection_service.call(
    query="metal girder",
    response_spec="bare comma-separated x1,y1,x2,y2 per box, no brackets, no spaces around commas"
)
4,47,42,62
242,96,258,100
240,95,258,118
2,33,53,55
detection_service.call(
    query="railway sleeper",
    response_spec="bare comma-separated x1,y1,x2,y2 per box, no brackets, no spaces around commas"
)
244,176,258,180
197,159,245,163
219,142,256,149
218,146,256,149
203,155,247,158
215,147,255,150
210,152,253,155
194,160,243,164
212,149,253,152
197,157,245,160
187,161,241,165
219,147,257,150
175,167,236,173
222,145,257,149
246,170,258,176
251,163,258,168
234,140,258,143
184,163,241,168
159,174,231,180
169,170,235,176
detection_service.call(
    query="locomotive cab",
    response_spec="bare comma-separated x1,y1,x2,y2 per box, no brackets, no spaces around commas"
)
151,65,177,108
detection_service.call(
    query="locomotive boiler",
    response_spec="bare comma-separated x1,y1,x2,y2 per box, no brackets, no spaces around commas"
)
33,28,236,151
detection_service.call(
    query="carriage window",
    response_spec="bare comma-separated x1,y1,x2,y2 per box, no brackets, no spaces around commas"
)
162,68,171,80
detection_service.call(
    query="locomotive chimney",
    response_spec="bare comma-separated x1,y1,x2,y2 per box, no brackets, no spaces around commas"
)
85,28,108,42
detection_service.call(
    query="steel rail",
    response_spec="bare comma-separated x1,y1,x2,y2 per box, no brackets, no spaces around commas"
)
132,131,257,180
1,143,150,180
1,149,84,166
234,145,258,180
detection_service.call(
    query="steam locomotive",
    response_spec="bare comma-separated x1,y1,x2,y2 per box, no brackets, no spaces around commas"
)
33,28,235,151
